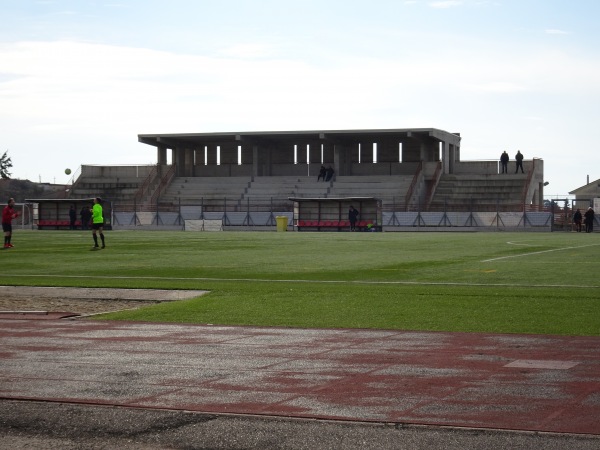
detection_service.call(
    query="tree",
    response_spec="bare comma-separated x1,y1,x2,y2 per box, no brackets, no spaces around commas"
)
0,151,12,179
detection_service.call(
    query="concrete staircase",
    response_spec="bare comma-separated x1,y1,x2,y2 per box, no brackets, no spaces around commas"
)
154,175,416,212
328,175,412,205
158,177,252,210
429,174,526,211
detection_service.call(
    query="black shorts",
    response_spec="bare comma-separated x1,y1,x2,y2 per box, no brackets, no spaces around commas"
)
2,223,11,233
92,222,104,230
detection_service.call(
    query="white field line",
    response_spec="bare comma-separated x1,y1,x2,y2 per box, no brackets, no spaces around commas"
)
7,274,599,289
481,243,600,263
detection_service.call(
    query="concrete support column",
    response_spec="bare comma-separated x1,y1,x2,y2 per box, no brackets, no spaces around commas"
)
420,141,438,163
333,144,341,176
157,146,167,165
322,142,334,164
207,145,218,166
361,143,374,163
270,144,294,164
441,141,450,174
184,148,194,176
241,145,252,165
220,143,238,165
191,149,199,176
403,137,421,162
448,143,458,174
377,140,398,163
308,144,320,164
174,146,186,176
334,142,352,176
349,143,358,164
252,145,259,177
254,144,272,176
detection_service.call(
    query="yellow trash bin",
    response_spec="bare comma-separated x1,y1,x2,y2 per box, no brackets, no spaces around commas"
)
275,216,288,232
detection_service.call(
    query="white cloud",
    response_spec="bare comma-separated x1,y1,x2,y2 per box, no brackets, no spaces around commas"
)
1,39,598,135
1,37,599,193
219,43,277,59
429,1,463,8
462,81,527,93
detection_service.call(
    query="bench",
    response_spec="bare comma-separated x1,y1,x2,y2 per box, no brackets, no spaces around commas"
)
37,220,82,229
297,220,376,231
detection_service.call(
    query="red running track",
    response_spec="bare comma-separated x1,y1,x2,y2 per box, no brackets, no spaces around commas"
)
0,317,599,435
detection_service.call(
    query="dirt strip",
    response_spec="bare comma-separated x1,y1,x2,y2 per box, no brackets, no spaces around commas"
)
0,286,208,315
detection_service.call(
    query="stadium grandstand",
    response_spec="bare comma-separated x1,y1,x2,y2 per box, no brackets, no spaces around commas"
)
55,128,551,230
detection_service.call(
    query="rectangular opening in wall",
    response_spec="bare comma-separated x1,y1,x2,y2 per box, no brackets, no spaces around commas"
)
238,145,242,165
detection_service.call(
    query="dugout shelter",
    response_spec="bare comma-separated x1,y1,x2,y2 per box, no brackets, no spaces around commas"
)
291,197,382,231
26,198,113,230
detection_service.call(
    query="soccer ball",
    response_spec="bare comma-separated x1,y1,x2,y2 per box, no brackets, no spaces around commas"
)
65,168,72,175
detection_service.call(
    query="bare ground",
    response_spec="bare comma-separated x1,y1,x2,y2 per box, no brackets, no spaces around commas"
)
0,286,208,316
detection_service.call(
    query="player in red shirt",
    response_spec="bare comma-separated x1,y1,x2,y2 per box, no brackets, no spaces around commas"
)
2,198,19,248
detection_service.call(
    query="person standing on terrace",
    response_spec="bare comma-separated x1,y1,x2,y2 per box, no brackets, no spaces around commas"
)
515,150,524,173
500,151,509,174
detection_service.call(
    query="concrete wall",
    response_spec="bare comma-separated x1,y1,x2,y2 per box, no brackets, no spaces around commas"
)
193,164,253,177
453,160,535,176
80,165,155,180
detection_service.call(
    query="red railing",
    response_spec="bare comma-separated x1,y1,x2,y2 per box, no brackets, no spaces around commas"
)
404,161,422,211
520,158,536,209
423,161,442,210
149,164,176,207
133,165,159,204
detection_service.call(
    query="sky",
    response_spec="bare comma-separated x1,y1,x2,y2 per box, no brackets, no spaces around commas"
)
1,0,599,197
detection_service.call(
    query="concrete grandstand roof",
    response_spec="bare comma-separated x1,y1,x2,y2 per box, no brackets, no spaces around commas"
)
138,128,461,148
289,197,378,202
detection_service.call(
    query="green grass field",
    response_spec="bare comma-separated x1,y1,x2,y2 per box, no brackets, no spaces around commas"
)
2,229,599,336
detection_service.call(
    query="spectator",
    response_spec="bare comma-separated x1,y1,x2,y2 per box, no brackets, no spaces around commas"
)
500,151,509,174
348,206,359,231
325,165,335,181
317,165,326,181
325,165,335,182
69,205,77,230
573,209,582,232
80,206,91,230
584,207,595,233
515,150,524,173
